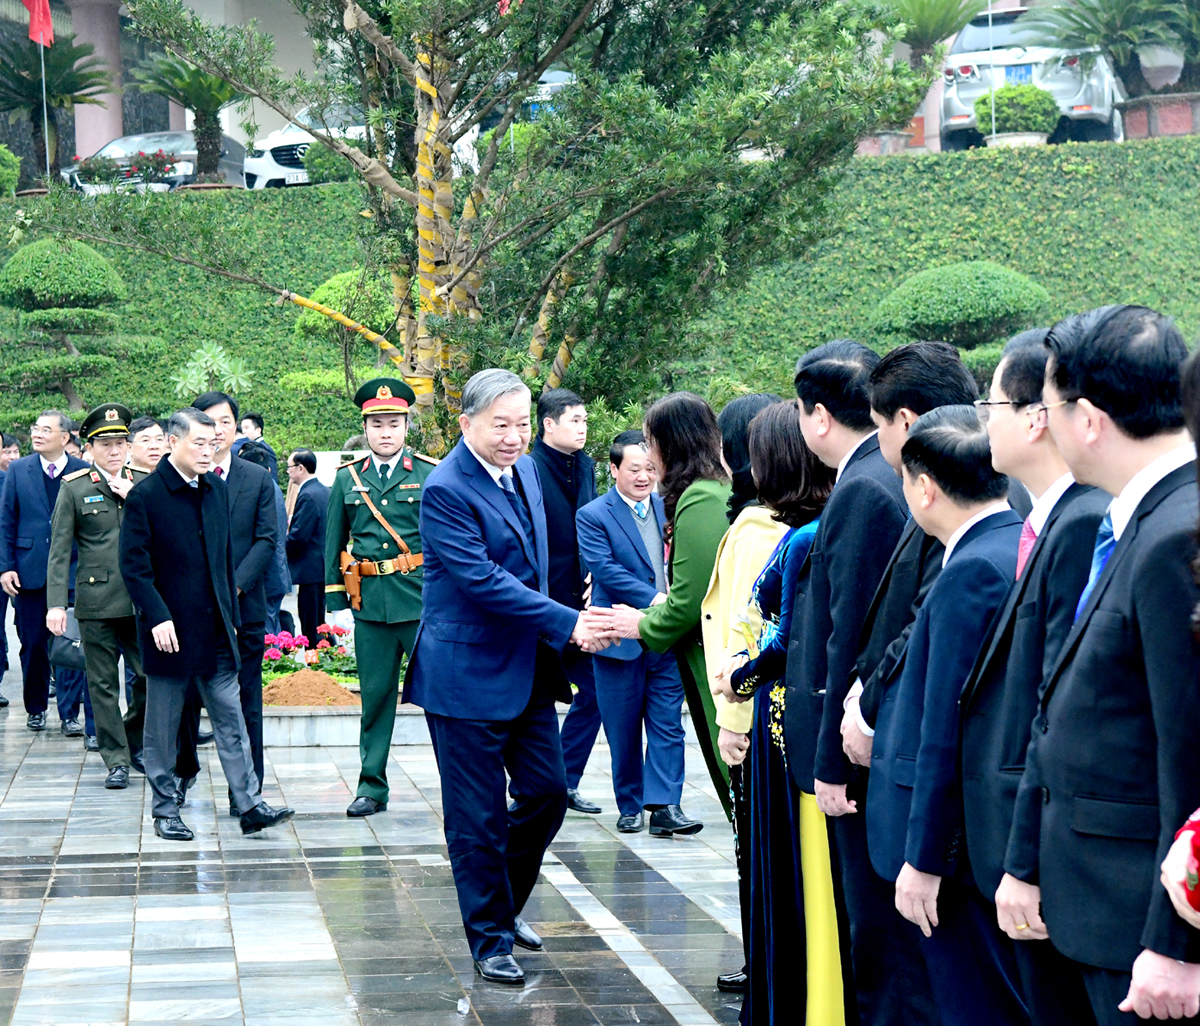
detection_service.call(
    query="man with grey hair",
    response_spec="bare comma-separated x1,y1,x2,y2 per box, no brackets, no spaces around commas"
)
120,408,293,842
405,368,609,985
0,410,91,732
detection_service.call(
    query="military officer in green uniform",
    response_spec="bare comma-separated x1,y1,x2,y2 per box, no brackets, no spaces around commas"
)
326,378,437,817
46,404,149,790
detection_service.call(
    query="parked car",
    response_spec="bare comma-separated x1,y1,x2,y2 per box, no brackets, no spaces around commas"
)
60,131,246,189
243,106,366,189
941,7,1125,150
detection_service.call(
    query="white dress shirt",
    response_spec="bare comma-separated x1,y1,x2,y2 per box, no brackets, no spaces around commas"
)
39,453,67,477
836,431,877,483
942,501,1012,567
373,452,403,478
213,452,233,479
1108,441,1196,541
462,437,513,488
1026,472,1076,538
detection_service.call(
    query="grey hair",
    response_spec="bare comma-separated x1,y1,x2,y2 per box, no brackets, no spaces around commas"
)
38,409,72,433
167,407,216,440
461,368,530,419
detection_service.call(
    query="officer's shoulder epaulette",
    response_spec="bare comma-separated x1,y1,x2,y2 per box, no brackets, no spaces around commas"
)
63,468,91,482
413,452,440,466
336,456,371,471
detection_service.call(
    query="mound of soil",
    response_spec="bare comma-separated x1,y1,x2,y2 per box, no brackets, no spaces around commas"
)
262,669,361,707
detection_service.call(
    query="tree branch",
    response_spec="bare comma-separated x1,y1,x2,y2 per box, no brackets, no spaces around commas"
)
341,1,417,85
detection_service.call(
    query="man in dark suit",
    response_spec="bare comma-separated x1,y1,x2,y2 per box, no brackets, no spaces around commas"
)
119,407,292,842
784,340,910,1019
0,410,90,732
867,405,1026,1026
284,448,329,645
1000,305,1200,1025
961,325,1108,1025
530,388,601,815
235,411,278,479
0,432,18,704
174,391,278,811
576,430,692,834
405,369,607,986
833,342,980,1026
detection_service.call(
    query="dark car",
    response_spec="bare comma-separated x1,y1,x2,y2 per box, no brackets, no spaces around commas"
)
60,130,247,190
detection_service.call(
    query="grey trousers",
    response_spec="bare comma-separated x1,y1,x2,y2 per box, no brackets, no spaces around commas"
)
144,670,260,819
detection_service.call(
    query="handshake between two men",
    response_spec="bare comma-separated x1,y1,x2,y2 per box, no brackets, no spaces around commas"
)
569,602,654,654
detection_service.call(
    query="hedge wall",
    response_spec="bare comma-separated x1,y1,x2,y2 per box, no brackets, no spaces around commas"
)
678,136,1200,395
0,184,368,461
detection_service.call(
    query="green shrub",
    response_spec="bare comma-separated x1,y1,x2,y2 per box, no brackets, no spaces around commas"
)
20,307,119,335
302,140,358,184
873,260,1050,347
0,145,20,198
975,84,1061,135
0,239,126,310
294,268,395,343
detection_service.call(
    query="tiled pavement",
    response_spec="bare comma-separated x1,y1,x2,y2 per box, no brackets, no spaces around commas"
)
0,672,745,1026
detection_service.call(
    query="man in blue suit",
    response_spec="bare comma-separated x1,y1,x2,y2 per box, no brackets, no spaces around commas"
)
576,430,692,834
0,411,91,732
405,369,607,986
284,448,329,645
867,405,1027,1026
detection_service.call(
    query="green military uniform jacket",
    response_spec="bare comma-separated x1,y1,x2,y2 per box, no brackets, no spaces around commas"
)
47,465,149,620
324,448,437,624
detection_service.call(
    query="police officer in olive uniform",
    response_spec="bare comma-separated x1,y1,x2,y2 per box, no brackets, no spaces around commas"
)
325,378,437,817
47,404,149,790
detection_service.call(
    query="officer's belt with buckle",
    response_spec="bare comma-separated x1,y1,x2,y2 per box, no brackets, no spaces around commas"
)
357,553,423,576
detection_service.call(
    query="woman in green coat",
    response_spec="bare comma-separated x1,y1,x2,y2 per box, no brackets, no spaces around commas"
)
593,392,733,819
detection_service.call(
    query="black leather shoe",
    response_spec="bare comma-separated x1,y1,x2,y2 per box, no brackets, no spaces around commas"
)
60,717,84,738
567,788,602,814
196,730,214,746
84,735,99,752
27,712,45,731
346,796,387,817
717,968,749,992
617,812,645,833
474,954,524,985
230,803,239,819
0,691,9,707
172,774,196,807
153,815,194,841
240,801,295,835
513,917,543,951
649,805,703,837
130,750,145,774
105,766,129,790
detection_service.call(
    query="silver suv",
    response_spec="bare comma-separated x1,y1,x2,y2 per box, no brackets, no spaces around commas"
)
940,8,1125,150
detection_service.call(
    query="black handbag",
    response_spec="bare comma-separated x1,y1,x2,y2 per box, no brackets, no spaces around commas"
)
48,609,87,671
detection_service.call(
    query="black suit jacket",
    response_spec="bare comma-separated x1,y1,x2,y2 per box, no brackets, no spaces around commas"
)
783,436,908,791
1005,462,1200,970
959,483,1107,900
286,479,329,585
223,456,277,625
119,460,240,678
856,519,944,728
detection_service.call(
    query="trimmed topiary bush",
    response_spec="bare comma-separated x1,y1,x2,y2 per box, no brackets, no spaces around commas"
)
872,260,1050,347
294,268,396,344
20,308,119,335
975,84,1061,136
0,239,126,310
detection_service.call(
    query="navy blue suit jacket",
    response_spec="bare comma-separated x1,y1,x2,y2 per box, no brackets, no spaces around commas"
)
0,453,89,590
405,439,580,721
576,489,666,662
867,509,1022,883
286,479,330,585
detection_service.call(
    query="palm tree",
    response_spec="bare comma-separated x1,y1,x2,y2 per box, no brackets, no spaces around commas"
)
131,53,244,178
0,36,109,178
894,0,989,63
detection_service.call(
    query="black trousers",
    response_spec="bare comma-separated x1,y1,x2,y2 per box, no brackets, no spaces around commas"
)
833,776,940,1026
426,688,568,962
176,623,265,797
1077,961,1200,1026
296,583,323,648
14,587,52,714
1014,937,1097,1026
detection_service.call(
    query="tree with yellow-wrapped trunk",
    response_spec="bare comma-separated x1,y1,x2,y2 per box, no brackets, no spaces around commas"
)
25,0,933,453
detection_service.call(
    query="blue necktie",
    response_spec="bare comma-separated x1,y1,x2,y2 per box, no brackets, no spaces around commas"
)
633,500,648,520
499,472,533,543
1074,512,1116,621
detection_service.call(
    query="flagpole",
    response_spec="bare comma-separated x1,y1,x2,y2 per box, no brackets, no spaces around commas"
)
38,33,49,179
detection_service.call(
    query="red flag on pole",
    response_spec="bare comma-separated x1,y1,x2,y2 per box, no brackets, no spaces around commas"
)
21,0,53,47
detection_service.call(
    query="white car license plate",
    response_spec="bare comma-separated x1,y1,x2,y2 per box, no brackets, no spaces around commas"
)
285,171,309,185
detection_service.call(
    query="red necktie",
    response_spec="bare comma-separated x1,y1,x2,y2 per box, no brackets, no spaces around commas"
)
214,466,224,478
1015,517,1037,579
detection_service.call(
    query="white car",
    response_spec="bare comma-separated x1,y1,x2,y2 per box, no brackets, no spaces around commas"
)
243,107,365,189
